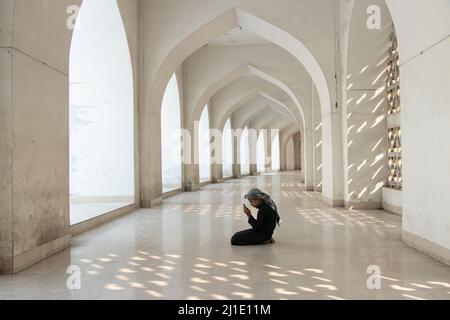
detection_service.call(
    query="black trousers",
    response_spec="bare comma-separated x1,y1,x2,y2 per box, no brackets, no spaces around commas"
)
231,228,266,246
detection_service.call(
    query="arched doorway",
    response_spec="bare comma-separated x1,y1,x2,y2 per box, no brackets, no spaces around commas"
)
69,0,134,225
161,74,182,193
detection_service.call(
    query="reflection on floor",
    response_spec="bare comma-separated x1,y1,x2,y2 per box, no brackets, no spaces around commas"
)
1,172,449,300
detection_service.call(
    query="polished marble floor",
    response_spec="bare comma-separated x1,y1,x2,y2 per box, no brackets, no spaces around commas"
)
1,172,449,300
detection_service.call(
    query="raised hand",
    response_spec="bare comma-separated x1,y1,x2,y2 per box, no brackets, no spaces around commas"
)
243,204,251,216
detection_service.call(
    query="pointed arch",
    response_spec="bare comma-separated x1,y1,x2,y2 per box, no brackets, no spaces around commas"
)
69,0,134,224
161,73,182,193
141,7,335,205
190,64,304,128
217,91,297,132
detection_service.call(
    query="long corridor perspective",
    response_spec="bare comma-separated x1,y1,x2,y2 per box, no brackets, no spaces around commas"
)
1,172,449,300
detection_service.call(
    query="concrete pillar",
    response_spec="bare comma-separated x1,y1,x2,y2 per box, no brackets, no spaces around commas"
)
292,132,301,170
312,87,323,192
304,133,315,190
0,45,13,274
320,1,348,207
183,164,200,191
0,49,72,275
140,107,164,204
0,0,83,274
321,112,344,207
264,130,272,173
248,128,258,175
232,134,242,179
211,164,224,183
279,128,296,173
182,118,200,191
279,137,287,172
210,133,224,183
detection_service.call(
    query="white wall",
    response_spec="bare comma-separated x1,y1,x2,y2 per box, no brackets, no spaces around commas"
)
343,0,391,209
386,0,450,261
401,38,450,250
70,0,134,198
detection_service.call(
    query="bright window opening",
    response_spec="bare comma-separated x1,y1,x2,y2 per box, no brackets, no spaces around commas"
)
161,74,182,193
69,0,134,225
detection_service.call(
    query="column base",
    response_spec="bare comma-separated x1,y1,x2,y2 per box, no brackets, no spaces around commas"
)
1,234,71,274
183,181,200,192
140,197,163,208
322,195,344,208
382,202,402,216
403,230,450,267
344,201,381,210
0,257,13,275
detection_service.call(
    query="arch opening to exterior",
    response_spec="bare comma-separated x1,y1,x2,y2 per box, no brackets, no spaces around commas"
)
161,74,182,193
69,0,134,225
143,8,333,204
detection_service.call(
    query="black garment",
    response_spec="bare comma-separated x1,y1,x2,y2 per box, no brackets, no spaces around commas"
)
231,203,278,246
231,229,266,246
